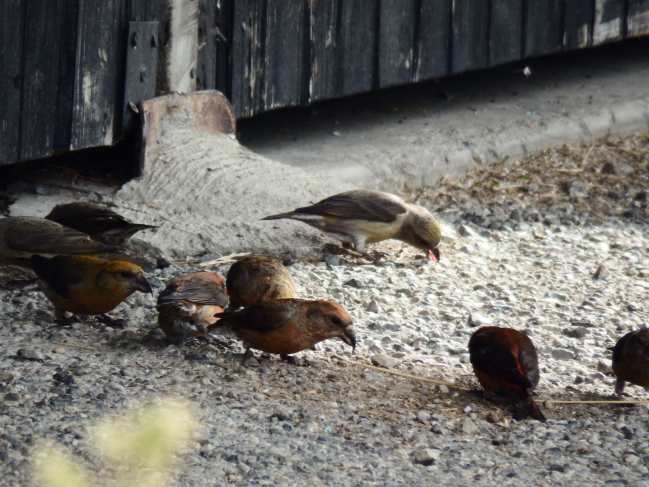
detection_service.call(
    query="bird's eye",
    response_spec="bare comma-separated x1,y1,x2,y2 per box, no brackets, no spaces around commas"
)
121,271,131,278
331,317,342,326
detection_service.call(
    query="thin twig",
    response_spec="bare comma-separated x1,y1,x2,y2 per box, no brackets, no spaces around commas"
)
546,399,649,405
347,360,470,391
51,341,97,351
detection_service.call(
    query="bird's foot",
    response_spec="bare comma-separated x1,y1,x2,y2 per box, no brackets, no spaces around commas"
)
96,315,127,329
280,354,305,366
360,250,388,263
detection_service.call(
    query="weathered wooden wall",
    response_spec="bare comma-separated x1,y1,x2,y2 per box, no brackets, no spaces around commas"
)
0,0,164,166
221,0,649,118
2,0,649,165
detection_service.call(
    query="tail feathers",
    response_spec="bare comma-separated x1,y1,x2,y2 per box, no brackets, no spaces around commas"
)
105,252,155,271
207,311,234,330
261,212,296,221
510,392,546,422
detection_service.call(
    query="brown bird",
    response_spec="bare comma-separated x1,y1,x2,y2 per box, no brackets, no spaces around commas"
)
612,328,649,395
469,326,546,422
213,298,356,359
0,216,151,269
30,255,152,322
45,202,157,246
226,255,297,310
262,189,441,262
156,271,229,344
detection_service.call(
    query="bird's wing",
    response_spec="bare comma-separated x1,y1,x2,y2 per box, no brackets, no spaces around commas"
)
47,203,128,230
220,303,297,332
157,282,229,308
5,218,119,255
295,190,406,223
470,342,533,389
30,255,83,298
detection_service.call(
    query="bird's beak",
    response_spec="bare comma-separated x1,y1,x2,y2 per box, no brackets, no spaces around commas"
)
135,276,153,294
340,326,357,351
427,248,440,262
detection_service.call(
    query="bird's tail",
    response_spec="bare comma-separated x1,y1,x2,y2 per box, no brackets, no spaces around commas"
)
104,251,155,271
261,212,296,221
510,391,546,422
208,311,233,329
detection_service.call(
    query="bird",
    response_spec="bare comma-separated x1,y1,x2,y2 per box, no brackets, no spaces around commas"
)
262,189,441,262
212,298,356,360
156,271,229,344
0,216,152,270
468,326,546,422
45,202,157,246
612,328,649,395
226,255,297,310
30,255,152,322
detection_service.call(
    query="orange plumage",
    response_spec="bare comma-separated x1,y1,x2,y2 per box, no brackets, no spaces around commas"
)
469,326,546,422
30,255,152,321
226,255,297,310
156,271,229,344
213,298,356,357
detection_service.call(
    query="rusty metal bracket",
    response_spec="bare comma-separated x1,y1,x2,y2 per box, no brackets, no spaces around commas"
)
123,21,158,132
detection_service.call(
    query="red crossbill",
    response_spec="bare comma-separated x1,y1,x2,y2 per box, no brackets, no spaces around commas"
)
45,202,157,246
612,328,649,395
263,189,441,262
469,326,546,422
156,271,229,344
226,255,297,310
0,216,151,269
213,298,356,358
30,255,152,322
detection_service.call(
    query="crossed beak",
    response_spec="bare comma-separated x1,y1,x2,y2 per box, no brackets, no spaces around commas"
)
135,275,153,294
340,326,357,352
427,248,440,263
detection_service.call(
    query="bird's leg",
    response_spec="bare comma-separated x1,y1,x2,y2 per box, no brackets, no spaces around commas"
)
96,314,127,329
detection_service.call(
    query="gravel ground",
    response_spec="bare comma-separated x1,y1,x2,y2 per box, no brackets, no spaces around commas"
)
1,135,649,486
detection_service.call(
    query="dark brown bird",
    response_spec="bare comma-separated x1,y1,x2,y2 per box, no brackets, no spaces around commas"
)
226,255,297,310
0,216,151,269
30,255,152,322
612,328,649,395
45,202,157,246
156,271,229,344
469,326,546,422
213,298,356,359
263,189,441,262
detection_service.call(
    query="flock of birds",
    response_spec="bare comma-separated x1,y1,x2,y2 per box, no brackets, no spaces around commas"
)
0,189,648,422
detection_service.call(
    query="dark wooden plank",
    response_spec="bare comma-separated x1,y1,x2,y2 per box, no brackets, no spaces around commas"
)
524,0,563,57
378,0,417,88
335,0,379,96
262,0,304,110
310,0,339,102
627,0,649,37
19,0,64,161
564,0,594,50
414,0,451,81
489,0,523,66
54,0,81,152
213,0,232,97
0,0,24,165
230,0,266,117
197,0,217,90
451,0,489,73
70,0,120,150
593,0,626,45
